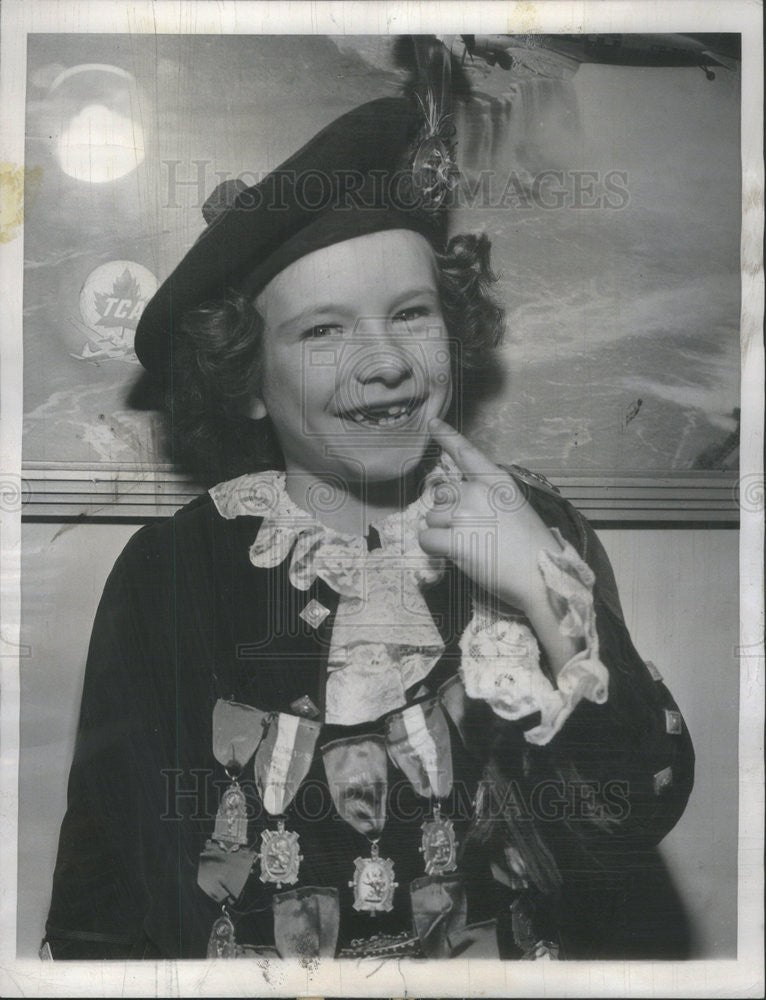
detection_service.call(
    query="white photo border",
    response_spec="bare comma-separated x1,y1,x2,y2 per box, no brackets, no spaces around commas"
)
1,2,763,997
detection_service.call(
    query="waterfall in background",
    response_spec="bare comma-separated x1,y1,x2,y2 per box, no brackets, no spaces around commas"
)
456,78,582,184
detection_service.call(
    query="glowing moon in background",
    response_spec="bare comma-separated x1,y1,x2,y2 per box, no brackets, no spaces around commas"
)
57,103,145,183
50,64,145,183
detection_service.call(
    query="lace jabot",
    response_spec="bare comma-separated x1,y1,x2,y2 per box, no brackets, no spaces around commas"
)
210,462,609,740
210,463,453,724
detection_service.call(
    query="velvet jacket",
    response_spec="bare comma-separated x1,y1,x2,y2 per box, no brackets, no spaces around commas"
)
45,471,695,960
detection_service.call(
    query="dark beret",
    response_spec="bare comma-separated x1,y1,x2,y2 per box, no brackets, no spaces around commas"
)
135,97,452,376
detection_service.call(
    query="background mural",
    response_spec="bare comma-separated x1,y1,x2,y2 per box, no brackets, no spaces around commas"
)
22,33,741,476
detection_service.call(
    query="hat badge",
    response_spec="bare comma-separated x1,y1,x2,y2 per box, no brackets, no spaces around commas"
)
410,91,459,211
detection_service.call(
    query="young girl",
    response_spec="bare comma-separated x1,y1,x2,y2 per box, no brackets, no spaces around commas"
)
44,97,694,961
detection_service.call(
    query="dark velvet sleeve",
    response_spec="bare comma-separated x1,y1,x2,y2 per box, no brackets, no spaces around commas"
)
42,510,221,960
493,484,695,847
539,499,695,848
492,488,696,956
43,525,169,958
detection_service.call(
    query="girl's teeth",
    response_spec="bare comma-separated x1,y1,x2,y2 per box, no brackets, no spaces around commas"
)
347,403,416,425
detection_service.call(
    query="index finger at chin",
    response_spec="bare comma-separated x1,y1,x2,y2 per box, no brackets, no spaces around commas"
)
429,420,498,478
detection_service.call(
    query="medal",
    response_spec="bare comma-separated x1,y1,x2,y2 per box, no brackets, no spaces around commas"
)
211,699,268,851
212,781,248,851
322,734,396,912
419,803,457,875
349,840,398,914
386,699,458,875
258,818,302,888
253,713,321,887
207,908,237,958
198,700,267,908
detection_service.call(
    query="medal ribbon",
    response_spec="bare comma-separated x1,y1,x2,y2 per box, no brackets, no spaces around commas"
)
254,712,321,815
321,734,387,837
197,840,259,904
437,675,469,743
272,887,340,959
386,698,453,799
212,699,268,771
438,673,493,758
410,874,466,958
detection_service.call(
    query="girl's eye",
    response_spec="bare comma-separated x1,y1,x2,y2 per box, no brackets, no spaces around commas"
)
393,306,430,324
302,323,343,339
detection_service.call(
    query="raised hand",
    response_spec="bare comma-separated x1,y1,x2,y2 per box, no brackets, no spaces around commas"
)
419,419,581,673
419,418,554,612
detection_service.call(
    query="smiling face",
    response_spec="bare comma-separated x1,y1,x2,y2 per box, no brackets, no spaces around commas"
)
250,229,452,495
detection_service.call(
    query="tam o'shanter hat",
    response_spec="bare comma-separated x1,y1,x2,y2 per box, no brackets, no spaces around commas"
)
135,96,458,377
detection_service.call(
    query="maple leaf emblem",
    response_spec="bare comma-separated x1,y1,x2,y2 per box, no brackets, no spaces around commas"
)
92,267,144,330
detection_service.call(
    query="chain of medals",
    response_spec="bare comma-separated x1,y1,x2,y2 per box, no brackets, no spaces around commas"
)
200,684,469,951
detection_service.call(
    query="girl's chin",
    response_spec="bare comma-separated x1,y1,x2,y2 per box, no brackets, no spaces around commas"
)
343,445,435,482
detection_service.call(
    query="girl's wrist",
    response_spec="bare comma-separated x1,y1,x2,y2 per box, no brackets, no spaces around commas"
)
458,525,608,745
501,530,590,674
524,595,585,677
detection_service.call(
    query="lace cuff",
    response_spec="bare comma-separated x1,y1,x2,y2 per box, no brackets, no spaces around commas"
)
458,528,609,745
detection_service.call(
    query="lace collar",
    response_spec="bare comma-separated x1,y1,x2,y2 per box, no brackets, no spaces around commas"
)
209,460,457,595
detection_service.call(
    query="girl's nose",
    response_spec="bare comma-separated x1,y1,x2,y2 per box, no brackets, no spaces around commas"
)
359,351,413,387
351,319,415,387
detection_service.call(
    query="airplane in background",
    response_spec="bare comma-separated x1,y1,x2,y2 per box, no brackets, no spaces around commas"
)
453,33,740,81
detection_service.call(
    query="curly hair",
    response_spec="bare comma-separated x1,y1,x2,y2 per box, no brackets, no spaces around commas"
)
168,231,505,485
